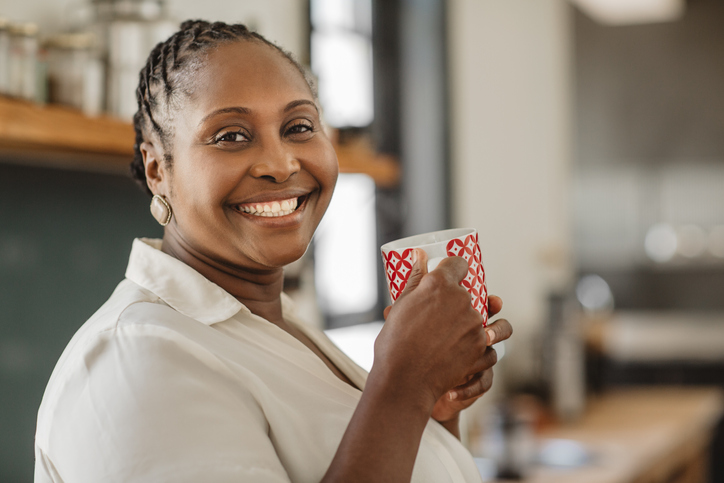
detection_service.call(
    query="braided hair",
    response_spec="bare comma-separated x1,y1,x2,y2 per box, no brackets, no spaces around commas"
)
131,20,316,196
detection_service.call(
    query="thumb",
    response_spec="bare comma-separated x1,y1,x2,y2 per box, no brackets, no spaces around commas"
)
400,248,428,296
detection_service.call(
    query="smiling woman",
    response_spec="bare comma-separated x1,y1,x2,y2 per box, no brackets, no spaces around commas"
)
34,20,511,483
141,41,337,275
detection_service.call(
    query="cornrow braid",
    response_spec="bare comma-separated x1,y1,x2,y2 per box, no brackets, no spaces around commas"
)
130,20,316,196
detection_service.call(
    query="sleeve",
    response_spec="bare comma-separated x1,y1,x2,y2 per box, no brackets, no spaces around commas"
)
42,316,291,483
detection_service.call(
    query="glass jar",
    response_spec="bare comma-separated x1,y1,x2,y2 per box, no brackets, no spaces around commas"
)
0,17,10,95
8,22,39,101
91,0,176,119
46,32,105,116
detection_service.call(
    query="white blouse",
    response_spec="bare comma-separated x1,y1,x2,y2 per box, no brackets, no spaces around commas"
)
35,238,482,483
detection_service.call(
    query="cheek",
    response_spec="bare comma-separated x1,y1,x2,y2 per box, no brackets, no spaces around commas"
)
172,162,236,219
320,155,339,208
310,144,339,193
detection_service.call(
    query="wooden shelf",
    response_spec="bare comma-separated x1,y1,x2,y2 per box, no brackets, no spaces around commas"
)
0,96,134,156
0,96,400,186
334,136,400,188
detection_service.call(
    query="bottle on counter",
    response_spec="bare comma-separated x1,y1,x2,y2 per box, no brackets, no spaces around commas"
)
545,292,586,422
479,401,537,480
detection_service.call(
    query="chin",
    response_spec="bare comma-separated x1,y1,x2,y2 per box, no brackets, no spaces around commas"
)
256,241,310,269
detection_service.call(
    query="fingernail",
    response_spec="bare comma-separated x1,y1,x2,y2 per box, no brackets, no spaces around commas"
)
449,391,458,401
411,249,418,265
486,329,495,345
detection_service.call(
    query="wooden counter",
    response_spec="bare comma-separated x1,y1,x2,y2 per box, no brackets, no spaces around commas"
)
501,387,724,483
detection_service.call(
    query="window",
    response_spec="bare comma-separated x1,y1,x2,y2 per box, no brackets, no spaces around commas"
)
310,0,374,128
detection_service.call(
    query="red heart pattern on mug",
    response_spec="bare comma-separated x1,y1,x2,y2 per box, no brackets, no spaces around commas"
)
446,233,487,324
382,232,488,325
383,248,414,302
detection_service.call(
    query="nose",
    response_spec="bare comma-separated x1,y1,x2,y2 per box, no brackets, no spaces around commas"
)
248,140,301,183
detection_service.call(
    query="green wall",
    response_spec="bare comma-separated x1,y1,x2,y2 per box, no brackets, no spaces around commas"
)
0,162,162,482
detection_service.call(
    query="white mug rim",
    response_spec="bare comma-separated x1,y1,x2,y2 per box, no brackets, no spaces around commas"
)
381,228,477,253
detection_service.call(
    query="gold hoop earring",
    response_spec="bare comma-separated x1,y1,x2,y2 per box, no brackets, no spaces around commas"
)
150,194,172,226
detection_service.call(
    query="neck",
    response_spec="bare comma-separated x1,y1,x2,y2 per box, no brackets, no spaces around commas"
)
160,232,285,325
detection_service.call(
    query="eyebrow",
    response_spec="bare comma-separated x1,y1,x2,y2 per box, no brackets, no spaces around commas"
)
198,99,318,126
283,99,319,113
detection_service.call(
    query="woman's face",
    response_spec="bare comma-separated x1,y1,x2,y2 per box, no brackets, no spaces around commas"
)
157,40,338,270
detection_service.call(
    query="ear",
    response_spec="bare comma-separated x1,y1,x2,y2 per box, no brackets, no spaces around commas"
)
140,141,168,195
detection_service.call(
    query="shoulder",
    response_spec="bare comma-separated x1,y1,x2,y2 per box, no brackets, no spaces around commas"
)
41,275,224,382
34,282,284,482
45,279,167,371
36,278,212,442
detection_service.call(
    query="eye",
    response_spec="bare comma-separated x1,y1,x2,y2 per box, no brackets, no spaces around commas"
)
214,130,249,144
286,120,314,137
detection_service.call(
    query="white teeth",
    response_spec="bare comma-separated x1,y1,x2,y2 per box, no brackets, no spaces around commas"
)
237,196,300,217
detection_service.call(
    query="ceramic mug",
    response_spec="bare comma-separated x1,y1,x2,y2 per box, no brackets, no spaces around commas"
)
381,228,488,326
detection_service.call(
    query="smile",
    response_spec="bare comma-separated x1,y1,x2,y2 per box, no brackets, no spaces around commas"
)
234,196,302,217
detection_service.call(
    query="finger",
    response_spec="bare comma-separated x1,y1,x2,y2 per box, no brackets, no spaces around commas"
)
488,295,503,317
434,256,470,284
485,318,513,346
449,369,494,401
399,248,429,296
469,345,498,375
383,305,392,320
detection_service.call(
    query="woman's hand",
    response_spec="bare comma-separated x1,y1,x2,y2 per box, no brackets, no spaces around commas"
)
325,249,508,481
430,296,512,432
375,249,501,413
380,256,513,436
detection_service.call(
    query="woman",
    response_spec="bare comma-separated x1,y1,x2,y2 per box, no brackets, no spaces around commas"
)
35,21,512,483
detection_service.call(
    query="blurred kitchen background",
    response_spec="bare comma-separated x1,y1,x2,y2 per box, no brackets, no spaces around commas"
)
1,0,723,481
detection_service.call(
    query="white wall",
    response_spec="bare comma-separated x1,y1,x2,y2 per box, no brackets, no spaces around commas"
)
448,0,574,385
1,0,308,59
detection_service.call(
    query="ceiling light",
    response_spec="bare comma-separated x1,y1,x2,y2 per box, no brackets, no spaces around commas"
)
570,0,685,26
645,223,678,263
